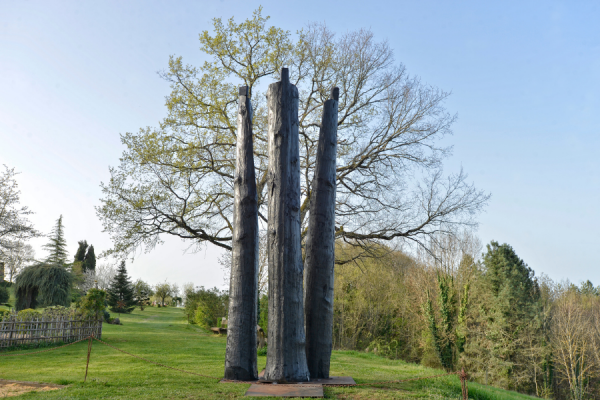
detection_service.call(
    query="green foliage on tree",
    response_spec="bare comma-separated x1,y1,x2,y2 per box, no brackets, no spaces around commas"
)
579,279,598,296
43,215,68,265
421,271,468,371
464,241,543,392
258,294,268,335
0,285,9,304
74,240,88,263
96,8,488,262
77,288,107,319
0,166,40,254
106,261,135,314
14,263,73,310
132,279,152,310
184,286,228,329
83,245,96,272
153,281,172,307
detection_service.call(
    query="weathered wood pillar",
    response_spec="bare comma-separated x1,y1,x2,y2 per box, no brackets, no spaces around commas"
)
264,68,310,382
224,86,259,381
304,87,339,379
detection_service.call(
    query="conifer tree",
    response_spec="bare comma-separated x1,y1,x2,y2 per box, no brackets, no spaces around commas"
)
43,215,68,265
465,241,542,391
107,261,135,314
74,240,88,262
83,245,96,272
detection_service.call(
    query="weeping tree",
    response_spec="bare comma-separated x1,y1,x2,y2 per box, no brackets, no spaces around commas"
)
15,263,73,310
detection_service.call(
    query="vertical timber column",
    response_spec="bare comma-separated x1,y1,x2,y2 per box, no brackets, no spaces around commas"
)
264,68,310,382
224,86,259,381
304,87,339,379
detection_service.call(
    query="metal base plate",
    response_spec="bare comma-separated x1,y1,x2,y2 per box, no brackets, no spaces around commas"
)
245,383,324,397
310,376,356,385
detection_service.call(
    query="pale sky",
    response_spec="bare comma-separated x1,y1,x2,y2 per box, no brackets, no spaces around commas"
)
1,0,598,288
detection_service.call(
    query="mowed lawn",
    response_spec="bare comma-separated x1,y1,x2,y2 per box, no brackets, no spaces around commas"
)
1,306,536,399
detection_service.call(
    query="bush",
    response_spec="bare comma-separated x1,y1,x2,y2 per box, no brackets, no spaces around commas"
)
0,310,10,321
185,286,228,328
71,290,83,304
77,289,107,319
0,286,9,304
103,310,111,323
17,308,41,320
42,306,73,318
257,345,267,356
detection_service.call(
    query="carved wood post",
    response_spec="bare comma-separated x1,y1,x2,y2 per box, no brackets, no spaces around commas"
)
304,87,339,379
224,86,259,381
264,68,310,382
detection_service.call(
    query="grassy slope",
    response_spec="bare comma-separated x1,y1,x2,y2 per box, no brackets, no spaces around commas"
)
0,306,536,399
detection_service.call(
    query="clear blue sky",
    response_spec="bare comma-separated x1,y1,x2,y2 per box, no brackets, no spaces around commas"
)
1,0,598,288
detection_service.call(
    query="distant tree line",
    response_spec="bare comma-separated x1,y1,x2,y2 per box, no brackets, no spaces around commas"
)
329,234,600,400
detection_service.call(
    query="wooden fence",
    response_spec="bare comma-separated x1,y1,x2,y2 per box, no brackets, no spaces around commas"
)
0,314,102,349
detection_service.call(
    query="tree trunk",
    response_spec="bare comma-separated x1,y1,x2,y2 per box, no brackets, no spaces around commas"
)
224,86,259,381
264,68,310,382
304,87,339,379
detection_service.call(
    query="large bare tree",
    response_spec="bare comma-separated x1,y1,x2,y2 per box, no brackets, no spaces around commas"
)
97,9,489,263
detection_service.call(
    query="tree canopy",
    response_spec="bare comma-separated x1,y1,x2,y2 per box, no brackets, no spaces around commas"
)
107,261,135,314
43,215,68,265
83,245,96,272
0,166,40,264
97,9,489,261
74,240,88,263
14,263,73,310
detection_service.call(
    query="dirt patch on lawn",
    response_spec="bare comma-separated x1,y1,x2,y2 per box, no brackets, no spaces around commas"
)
0,380,65,397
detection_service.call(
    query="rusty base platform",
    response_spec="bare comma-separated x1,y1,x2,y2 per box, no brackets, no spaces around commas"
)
309,376,356,385
220,371,355,397
245,383,324,397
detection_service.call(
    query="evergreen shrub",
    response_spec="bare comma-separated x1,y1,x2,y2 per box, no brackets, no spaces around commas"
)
0,286,9,304
107,262,135,314
77,288,107,319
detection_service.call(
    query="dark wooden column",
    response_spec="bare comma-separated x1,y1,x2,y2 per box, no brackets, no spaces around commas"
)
264,68,310,382
304,87,339,379
224,86,259,381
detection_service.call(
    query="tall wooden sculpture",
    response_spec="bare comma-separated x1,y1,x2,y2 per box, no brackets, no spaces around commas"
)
224,86,259,381
304,87,339,379
264,68,310,382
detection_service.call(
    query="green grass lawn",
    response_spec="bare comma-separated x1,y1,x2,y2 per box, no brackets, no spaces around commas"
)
1,306,536,399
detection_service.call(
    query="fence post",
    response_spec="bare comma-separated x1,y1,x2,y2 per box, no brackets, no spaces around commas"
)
460,369,468,400
84,334,93,382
